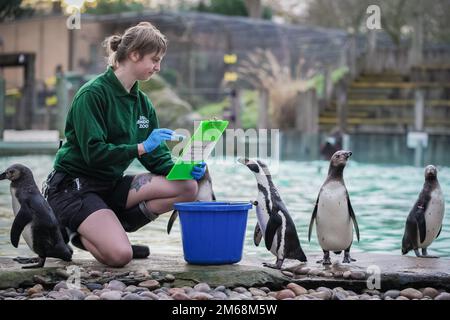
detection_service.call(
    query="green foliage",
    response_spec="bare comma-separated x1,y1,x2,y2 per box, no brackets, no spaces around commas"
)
196,0,271,19
0,0,33,22
83,0,144,15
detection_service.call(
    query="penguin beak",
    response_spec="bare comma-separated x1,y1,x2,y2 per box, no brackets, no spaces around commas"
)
345,151,352,159
0,171,6,180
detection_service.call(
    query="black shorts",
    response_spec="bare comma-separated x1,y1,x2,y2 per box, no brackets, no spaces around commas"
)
45,170,136,233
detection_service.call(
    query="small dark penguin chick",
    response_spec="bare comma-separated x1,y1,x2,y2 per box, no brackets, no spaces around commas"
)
0,164,72,268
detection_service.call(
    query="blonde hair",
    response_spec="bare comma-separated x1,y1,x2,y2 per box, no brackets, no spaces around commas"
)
103,21,167,67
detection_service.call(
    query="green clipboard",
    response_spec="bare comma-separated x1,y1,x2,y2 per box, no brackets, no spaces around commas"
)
166,120,229,180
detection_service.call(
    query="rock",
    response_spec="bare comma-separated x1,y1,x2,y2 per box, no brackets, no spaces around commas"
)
164,274,175,282
68,289,86,300
383,290,400,299
124,285,138,293
47,291,71,300
422,287,439,299
249,288,267,297
310,291,332,300
296,267,311,275
281,270,294,277
400,288,423,300
233,287,248,294
345,296,360,300
191,292,213,300
168,288,185,295
150,272,161,279
89,271,102,278
138,280,160,290
434,293,450,300
384,296,394,300
27,284,43,295
172,292,191,300
86,283,103,291
308,269,321,276
85,295,100,300
287,283,307,296
214,286,226,292
123,293,144,300
211,291,228,300
260,287,271,293
33,275,51,285
343,271,352,279
396,296,410,300
100,291,122,300
359,294,371,300
107,280,127,291
363,289,380,296
336,291,351,300
194,283,211,293
54,281,69,291
322,272,334,278
276,289,296,300
350,271,366,280
139,291,160,300
333,271,344,278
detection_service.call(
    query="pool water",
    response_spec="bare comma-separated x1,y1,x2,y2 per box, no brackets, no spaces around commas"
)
0,156,448,261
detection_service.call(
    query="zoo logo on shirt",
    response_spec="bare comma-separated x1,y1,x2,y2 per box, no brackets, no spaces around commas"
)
137,116,149,129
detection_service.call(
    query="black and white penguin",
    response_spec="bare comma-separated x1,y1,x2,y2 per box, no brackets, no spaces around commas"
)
167,165,216,234
402,165,445,258
308,150,360,265
238,158,307,269
0,164,72,268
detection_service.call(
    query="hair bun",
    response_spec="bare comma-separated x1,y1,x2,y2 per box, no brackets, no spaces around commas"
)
109,35,122,52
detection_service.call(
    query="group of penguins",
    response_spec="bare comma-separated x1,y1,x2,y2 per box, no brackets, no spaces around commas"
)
0,149,445,269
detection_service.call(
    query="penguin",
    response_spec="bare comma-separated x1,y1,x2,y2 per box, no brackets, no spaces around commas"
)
402,165,445,258
0,164,73,268
238,158,307,269
308,150,360,265
167,165,216,234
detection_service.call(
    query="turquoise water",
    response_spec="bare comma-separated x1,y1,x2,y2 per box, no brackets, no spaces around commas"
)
0,156,449,261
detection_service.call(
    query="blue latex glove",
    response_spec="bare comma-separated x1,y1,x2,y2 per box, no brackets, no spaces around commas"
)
142,128,174,153
191,162,206,180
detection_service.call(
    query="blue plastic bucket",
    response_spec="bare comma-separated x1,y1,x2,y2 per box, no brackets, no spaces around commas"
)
174,201,252,265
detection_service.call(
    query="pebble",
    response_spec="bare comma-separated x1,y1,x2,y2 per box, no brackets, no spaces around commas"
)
138,280,160,290
86,283,103,291
286,282,308,296
211,291,228,300
434,293,450,300
54,281,69,291
422,287,439,299
123,293,144,300
214,286,226,292
249,288,268,297
165,274,175,282
396,296,410,300
172,292,191,300
400,288,423,300
139,291,160,300
383,290,400,299
194,283,211,293
89,270,103,278
350,271,366,280
343,271,352,279
276,289,296,300
85,295,101,300
107,280,127,291
27,284,43,295
100,291,122,300
233,287,248,294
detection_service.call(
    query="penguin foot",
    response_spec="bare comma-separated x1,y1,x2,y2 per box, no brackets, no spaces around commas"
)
342,257,356,263
263,260,283,269
17,257,46,269
13,256,41,264
421,255,439,259
316,258,332,265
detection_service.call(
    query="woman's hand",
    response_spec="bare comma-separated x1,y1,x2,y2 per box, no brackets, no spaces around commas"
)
191,162,206,180
142,128,174,154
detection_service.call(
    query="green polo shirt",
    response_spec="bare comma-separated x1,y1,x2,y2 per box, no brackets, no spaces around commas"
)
54,67,174,182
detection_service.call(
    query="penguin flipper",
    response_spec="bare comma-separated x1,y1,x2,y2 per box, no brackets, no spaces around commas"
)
254,223,263,246
10,206,33,248
308,198,319,242
402,216,418,254
436,225,442,239
415,207,427,243
167,210,178,234
346,195,360,242
264,214,282,251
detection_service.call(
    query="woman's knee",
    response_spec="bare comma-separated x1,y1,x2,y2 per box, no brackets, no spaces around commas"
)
179,180,198,200
102,245,133,267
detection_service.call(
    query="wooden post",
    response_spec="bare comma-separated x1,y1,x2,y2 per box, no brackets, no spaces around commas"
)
0,76,5,139
410,2,424,67
258,89,269,129
296,89,318,133
414,89,425,167
56,75,69,137
336,80,348,133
